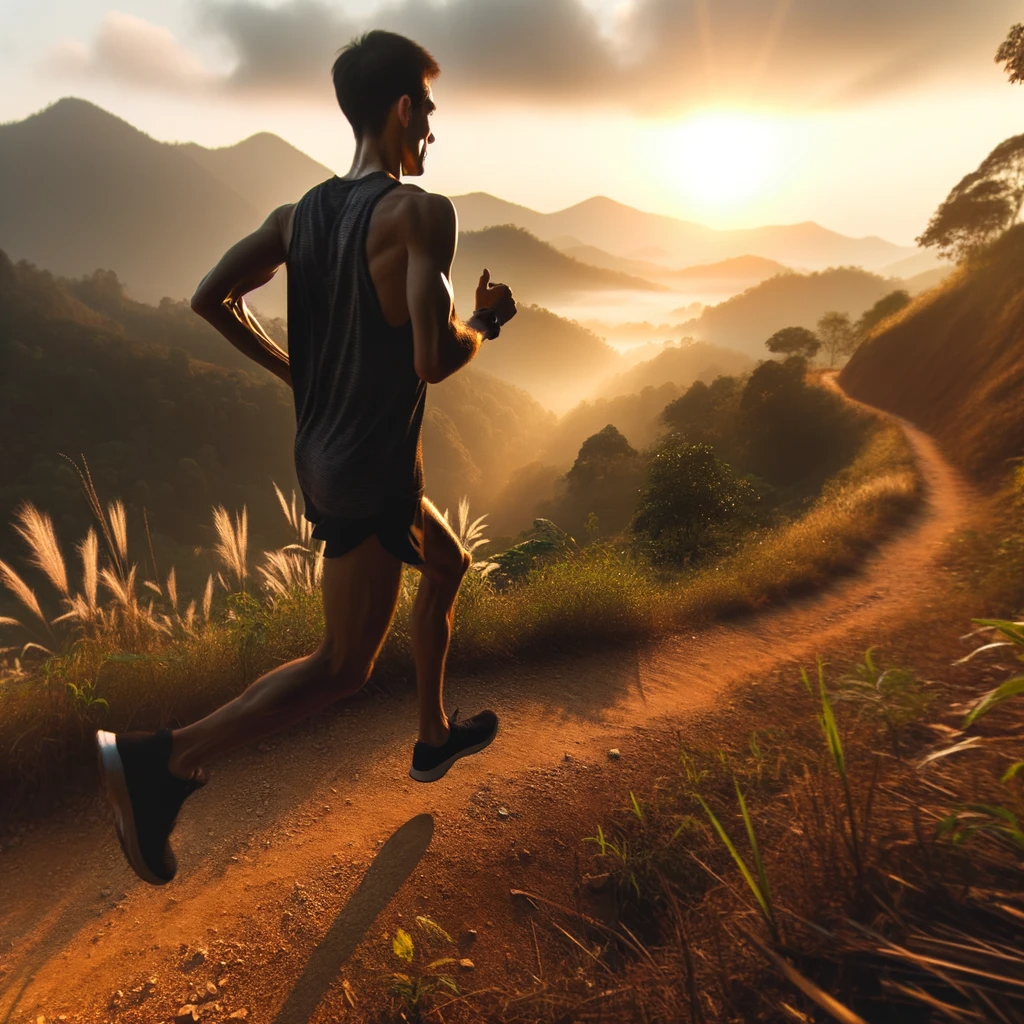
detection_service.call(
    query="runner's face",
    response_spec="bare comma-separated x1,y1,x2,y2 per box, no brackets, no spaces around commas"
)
401,85,435,177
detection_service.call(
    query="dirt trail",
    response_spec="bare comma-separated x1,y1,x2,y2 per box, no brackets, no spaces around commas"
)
0,388,980,1023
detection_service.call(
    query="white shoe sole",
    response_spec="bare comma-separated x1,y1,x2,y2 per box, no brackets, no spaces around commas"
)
96,730,165,886
408,728,497,783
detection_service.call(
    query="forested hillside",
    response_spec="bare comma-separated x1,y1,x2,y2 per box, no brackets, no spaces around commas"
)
451,226,665,309
0,254,552,584
682,267,896,358
840,225,1024,485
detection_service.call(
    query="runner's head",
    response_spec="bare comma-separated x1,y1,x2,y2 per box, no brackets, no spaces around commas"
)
332,31,439,176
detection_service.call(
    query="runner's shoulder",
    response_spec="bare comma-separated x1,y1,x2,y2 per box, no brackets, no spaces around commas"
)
388,186,457,245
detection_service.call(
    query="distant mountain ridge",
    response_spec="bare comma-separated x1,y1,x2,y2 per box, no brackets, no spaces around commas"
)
0,98,332,311
0,98,917,317
451,193,915,272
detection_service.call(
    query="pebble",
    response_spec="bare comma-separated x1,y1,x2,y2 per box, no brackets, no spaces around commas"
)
497,807,509,819
458,958,475,970
607,748,621,760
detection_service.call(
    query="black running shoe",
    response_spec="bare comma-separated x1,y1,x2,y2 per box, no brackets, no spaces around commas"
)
409,708,498,783
96,728,206,885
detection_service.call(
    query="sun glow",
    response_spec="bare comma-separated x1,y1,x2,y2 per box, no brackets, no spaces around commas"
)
669,111,785,212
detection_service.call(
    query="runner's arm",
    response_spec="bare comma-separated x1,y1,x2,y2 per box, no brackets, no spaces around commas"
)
406,194,488,384
191,205,294,388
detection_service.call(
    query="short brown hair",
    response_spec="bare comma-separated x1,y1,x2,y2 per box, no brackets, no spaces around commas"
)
332,31,440,138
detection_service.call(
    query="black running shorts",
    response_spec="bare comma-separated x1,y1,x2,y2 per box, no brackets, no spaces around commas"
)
310,497,425,566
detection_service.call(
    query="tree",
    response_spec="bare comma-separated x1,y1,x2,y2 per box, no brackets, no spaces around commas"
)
996,23,1024,84
917,134,1024,262
816,311,855,367
765,326,821,361
631,439,754,563
854,290,911,341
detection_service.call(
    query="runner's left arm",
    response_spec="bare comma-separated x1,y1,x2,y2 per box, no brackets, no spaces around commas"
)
191,205,294,388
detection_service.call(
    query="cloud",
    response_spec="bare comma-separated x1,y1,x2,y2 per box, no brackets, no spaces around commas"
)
204,0,1022,109
47,11,217,91
48,0,1023,110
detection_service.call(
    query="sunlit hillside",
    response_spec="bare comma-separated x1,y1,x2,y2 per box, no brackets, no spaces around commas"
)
840,225,1024,484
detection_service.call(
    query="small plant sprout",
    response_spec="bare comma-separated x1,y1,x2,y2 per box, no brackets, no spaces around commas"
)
387,915,458,1019
696,776,778,941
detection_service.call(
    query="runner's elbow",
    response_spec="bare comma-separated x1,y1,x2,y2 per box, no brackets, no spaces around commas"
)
415,357,446,384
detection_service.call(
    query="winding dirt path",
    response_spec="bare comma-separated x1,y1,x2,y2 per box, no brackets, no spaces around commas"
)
0,386,980,1024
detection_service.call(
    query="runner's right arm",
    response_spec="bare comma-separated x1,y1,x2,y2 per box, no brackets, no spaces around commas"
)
190,205,294,388
406,193,514,384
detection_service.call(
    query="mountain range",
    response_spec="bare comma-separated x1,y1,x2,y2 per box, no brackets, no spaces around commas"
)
450,194,916,272
1,97,920,317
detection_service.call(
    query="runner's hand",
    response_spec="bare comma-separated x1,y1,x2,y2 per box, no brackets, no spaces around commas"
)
475,269,517,326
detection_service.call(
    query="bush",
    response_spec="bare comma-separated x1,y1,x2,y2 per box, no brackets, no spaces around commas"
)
631,438,758,564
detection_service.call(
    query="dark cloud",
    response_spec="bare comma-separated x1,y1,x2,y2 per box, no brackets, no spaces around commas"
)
59,0,1023,109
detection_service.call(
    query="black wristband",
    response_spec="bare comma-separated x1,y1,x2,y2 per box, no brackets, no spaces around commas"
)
470,307,501,340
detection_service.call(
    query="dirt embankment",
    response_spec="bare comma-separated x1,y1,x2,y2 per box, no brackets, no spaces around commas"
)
0,388,981,1024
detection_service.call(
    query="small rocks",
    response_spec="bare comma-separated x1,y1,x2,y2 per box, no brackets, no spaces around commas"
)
497,807,509,819
517,848,533,865
175,1006,199,1023
228,1010,249,1020
607,748,621,760
458,958,475,970
181,948,207,971
563,752,572,761
205,980,219,996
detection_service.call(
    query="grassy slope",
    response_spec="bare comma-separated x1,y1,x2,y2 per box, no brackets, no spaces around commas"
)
840,226,1024,487
0,403,921,816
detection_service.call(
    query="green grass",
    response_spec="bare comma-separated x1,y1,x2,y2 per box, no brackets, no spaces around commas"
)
0,415,922,811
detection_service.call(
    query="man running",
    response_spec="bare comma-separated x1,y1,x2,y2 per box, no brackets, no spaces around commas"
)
96,29,516,885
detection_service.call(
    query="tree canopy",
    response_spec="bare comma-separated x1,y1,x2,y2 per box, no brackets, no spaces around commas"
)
855,290,912,339
765,326,821,360
996,22,1024,84
917,134,1024,262
816,311,855,367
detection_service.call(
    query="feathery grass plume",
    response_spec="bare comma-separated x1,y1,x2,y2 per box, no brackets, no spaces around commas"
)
202,574,214,622
107,500,128,566
166,567,178,615
444,496,490,557
183,600,196,632
0,558,51,631
60,453,126,578
12,504,69,597
78,528,99,613
273,482,316,548
212,505,248,591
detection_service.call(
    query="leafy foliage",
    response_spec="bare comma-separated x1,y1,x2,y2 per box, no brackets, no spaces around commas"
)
765,325,821,360
631,439,757,564
917,134,1024,261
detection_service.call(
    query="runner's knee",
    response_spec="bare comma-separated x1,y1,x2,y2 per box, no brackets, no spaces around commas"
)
308,646,374,697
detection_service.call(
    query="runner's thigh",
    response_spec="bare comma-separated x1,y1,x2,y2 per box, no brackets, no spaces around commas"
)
320,534,404,674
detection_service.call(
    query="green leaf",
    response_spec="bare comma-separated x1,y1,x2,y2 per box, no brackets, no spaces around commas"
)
629,791,644,823
1002,760,1024,784
696,793,772,925
964,675,1024,727
392,928,414,962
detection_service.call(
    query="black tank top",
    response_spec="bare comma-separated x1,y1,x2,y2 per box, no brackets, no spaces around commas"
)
286,172,426,521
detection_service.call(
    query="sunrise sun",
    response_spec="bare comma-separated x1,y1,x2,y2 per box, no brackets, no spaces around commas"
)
670,111,784,210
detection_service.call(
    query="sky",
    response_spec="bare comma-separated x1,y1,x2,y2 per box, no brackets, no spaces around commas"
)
4,0,1024,245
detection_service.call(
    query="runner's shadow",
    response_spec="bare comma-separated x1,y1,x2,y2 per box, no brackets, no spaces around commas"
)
271,812,434,1024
